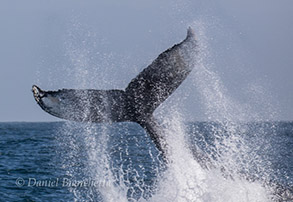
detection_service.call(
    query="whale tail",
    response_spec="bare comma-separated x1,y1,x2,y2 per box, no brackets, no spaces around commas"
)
32,28,198,158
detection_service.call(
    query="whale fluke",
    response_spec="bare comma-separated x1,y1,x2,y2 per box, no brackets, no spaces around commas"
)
32,28,198,159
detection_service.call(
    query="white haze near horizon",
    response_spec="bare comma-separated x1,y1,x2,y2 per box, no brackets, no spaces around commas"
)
0,0,292,122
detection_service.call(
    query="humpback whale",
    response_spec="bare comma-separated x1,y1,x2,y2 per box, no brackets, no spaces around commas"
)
32,28,198,160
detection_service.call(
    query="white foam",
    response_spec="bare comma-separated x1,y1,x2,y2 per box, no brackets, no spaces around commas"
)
59,19,275,201
150,113,271,202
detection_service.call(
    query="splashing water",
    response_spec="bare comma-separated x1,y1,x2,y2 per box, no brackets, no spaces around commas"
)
151,113,271,202
52,20,290,201
156,21,288,201
179,21,276,201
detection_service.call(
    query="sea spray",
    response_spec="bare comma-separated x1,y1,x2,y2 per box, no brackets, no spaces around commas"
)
147,110,270,202
152,112,207,201
57,23,130,201
55,17,279,201
187,21,273,201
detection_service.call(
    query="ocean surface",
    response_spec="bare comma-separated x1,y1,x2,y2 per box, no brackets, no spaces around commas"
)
0,121,292,201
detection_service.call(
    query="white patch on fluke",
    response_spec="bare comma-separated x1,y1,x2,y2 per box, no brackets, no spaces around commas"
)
42,95,60,109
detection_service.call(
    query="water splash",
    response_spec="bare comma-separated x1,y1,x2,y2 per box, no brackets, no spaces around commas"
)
53,17,288,201
181,21,275,201
152,112,208,201
55,21,129,201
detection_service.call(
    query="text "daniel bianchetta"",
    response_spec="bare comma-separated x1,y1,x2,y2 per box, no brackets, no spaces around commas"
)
15,177,111,188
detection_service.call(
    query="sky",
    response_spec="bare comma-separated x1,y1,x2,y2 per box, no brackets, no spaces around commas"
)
0,0,292,122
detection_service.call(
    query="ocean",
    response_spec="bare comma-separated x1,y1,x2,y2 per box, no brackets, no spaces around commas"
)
0,121,292,201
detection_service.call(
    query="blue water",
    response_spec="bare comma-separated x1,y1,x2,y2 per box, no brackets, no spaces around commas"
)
0,121,292,201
